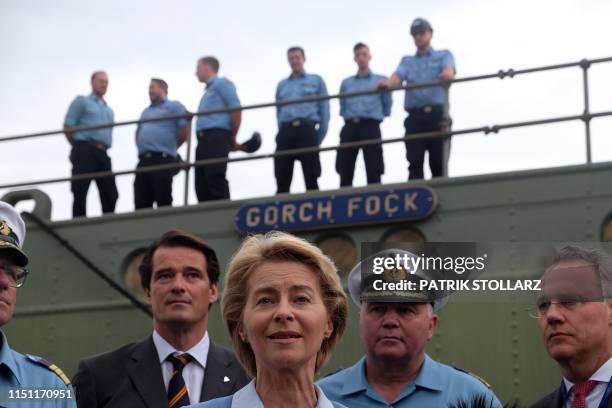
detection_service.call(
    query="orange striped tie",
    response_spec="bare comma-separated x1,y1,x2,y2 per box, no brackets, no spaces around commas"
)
167,353,194,408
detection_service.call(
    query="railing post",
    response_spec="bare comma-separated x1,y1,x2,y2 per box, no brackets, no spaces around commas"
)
441,84,452,177
183,121,193,206
580,59,592,164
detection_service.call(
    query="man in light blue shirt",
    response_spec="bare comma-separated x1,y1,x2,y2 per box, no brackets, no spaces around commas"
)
318,249,502,408
194,56,242,202
379,18,456,180
275,46,330,193
0,202,76,407
337,43,392,187
64,71,118,218
134,78,189,209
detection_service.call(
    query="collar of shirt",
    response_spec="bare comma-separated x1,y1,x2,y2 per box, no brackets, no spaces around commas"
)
563,356,612,392
231,379,336,408
415,47,435,58
0,331,21,385
337,355,443,402
150,97,168,107
205,75,218,88
152,330,210,369
289,71,307,80
354,70,372,79
88,92,106,105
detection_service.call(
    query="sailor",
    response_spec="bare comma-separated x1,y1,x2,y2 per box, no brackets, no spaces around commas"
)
318,248,502,407
64,71,118,218
337,42,392,187
379,18,456,180
0,201,76,407
194,56,242,202
134,78,190,209
275,46,330,193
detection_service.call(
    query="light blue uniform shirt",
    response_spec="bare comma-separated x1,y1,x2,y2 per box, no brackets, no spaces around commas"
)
276,72,330,143
395,48,455,110
196,76,241,132
317,355,501,408
0,332,76,407
339,71,392,121
136,98,189,157
186,379,347,408
64,93,114,147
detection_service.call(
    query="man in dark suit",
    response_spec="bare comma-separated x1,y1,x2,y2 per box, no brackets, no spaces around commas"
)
530,246,612,408
73,230,249,408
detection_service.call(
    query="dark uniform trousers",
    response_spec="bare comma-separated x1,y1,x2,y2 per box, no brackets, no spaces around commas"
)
195,128,231,202
70,141,118,217
133,153,175,209
275,120,321,193
336,118,384,187
403,105,450,180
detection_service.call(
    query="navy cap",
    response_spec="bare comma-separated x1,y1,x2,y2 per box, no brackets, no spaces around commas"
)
411,18,433,35
348,248,448,311
240,132,262,154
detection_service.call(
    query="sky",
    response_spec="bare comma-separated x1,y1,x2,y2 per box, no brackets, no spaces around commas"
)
2,0,612,220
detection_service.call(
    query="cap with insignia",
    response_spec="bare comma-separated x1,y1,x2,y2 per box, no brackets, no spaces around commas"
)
0,202,28,267
348,248,447,311
410,18,433,35
240,131,262,153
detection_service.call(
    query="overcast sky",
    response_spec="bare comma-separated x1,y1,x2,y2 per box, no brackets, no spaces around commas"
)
2,0,612,220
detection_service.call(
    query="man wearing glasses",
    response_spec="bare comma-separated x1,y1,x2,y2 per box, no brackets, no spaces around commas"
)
0,201,76,407
531,246,612,408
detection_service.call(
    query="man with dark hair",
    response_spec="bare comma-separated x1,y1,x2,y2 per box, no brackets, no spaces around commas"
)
530,246,612,408
379,18,455,180
0,201,76,407
194,56,242,202
134,78,190,209
64,70,118,217
337,43,392,187
274,46,330,193
73,230,249,408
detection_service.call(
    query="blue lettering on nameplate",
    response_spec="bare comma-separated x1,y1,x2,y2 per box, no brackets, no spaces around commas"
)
234,187,438,233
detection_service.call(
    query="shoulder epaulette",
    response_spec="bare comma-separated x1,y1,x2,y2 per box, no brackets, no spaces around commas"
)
452,365,491,388
26,355,71,386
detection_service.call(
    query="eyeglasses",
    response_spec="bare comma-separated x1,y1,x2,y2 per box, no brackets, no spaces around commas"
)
0,264,29,288
527,295,604,319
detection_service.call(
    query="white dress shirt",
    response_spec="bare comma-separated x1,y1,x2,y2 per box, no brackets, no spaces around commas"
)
563,357,612,408
153,330,210,405
230,379,337,408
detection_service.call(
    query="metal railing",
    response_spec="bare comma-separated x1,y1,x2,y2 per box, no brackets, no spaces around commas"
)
2,56,612,207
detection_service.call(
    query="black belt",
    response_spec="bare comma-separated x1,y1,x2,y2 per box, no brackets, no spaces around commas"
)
197,128,230,139
408,105,443,115
75,141,108,151
139,151,173,160
346,117,380,124
282,119,316,128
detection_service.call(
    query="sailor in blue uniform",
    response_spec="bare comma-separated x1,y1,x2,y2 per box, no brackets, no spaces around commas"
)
195,56,242,202
64,71,118,218
379,18,456,180
134,78,189,209
0,201,76,407
317,249,501,408
337,43,392,187
275,46,330,193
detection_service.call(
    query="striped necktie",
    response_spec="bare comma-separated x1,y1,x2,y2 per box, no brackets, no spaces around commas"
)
571,380,598,408
167,353,194,408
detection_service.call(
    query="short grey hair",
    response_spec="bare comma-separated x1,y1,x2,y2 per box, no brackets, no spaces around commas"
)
547,245,612,297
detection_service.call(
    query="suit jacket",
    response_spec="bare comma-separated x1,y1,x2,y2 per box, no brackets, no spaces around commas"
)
530,386,612,408
73,335,250,408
